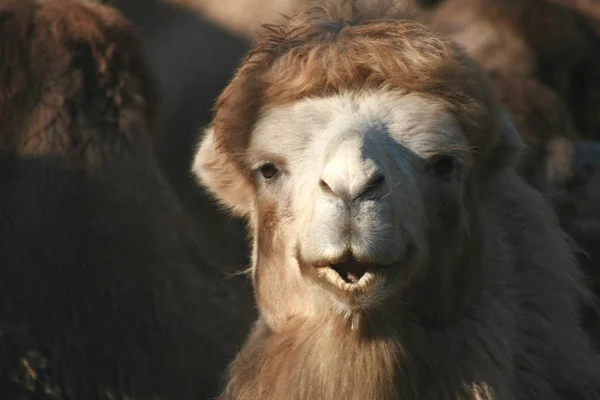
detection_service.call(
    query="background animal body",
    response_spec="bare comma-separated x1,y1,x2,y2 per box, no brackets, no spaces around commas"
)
111,0,252,278
0,0,254,398
487,74,600,345
193,2,600,399
419,0,600,140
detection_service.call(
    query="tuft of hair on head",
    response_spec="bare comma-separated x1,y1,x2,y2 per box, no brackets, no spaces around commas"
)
261,0,419,35
198,0,523,220
314,0,416,20
0,0,158,167
210,0,504,172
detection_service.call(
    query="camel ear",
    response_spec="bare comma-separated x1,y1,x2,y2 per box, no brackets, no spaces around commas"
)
192,126,255,218
481,111,525,175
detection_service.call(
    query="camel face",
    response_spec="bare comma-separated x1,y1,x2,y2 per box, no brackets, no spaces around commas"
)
197,90,470,312
192,15,513,327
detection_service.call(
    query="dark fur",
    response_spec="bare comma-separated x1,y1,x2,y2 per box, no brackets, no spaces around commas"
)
0,0,253,398
420,0,600,346
197,2,600,398
488,74,578,187
490,74,600,346
550,140,600,347
547,0,600,31
110,0,252,275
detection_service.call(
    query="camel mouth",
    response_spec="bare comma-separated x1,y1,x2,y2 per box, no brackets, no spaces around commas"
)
313,257,391,292
330,259,376,284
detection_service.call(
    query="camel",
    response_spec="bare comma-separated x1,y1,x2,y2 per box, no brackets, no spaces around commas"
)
192,2,600,399
111,0,252,275
418,0,600,141
0,0,253,398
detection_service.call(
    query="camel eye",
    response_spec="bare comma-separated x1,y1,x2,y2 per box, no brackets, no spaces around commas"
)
431,155,457,180
259,163,279,180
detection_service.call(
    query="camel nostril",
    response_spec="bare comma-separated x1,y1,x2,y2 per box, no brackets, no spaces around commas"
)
319,171,385,200
320,178,335,195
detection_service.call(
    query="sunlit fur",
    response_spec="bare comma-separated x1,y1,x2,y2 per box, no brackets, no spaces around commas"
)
192,1,600,399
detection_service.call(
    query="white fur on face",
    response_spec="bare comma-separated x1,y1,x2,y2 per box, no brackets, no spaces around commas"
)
247,91,465,269
193,90,469,313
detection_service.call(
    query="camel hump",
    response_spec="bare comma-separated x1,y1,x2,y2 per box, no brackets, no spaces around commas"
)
0,0,158,165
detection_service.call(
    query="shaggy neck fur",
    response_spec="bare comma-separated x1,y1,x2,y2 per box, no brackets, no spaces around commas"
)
230,314,403,399
223,202,511,400
223,291,512,400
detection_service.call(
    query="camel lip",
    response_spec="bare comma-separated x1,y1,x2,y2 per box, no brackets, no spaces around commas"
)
299,250,399,292
330,259,377,284
313,262,393,292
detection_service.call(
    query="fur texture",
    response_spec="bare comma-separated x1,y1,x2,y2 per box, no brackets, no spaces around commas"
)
419,0,600,346
111,0,253,277
193,2,600,399
420,0,600,140
488,74,578,185
489,74,600,346
0,0,253,398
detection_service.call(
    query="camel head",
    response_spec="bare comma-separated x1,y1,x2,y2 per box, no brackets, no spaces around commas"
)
192,3,524,330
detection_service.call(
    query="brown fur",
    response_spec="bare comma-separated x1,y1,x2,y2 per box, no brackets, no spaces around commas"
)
209,0,501,211
0,0,253,398
0,0,158,166
420,0,600,140
197,2,600,399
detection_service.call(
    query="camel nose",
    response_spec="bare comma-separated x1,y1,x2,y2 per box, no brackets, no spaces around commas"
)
319,134,386,201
